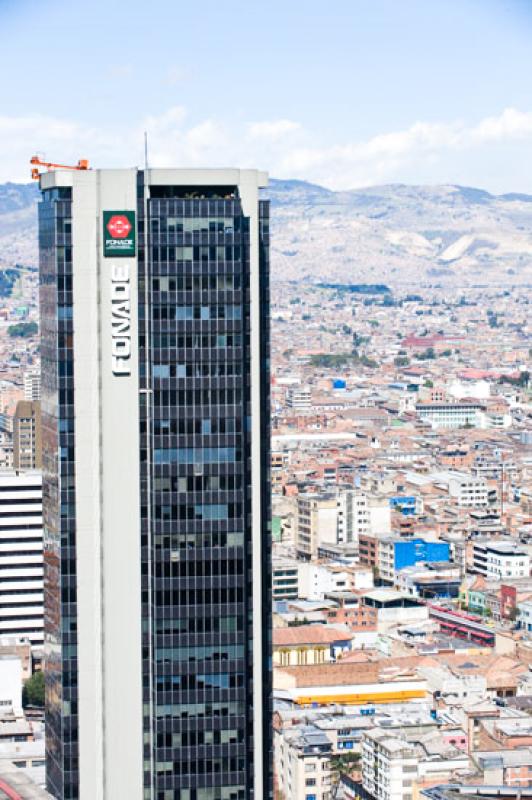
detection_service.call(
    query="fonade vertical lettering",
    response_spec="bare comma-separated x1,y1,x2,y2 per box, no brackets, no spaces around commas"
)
111,263,131,375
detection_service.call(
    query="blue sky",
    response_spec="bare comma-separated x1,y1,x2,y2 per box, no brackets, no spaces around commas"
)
1,0,532,190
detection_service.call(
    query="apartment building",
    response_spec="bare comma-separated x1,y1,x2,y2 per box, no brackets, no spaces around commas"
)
13,401,42,471
359,533,380,570
362,729,418,800
378,537,450,584
23,370,40,402
445,472,489,508
296,494,338,560
0,472,43,648
286,386,312,411
273,558,299,601
275,725,332,800
337,491,370,545
472,540,530,580
297,490,391,560
362,729,469,800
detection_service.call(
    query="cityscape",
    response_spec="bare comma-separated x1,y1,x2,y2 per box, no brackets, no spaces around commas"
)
0,1,531,800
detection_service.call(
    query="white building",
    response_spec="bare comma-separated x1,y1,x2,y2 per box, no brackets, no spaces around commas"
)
337,490,391,545
0,473,43,648
0,655,23,718
297,490,391,560
416,401,485,429
362,729,469,800
432,471,489,508
337,490,369,545
286,386,312,411
23,370,41,402
362,729,419,800
473,540,530,580
274,725,333,800
272,558,299,601
517,599,532,635
361,589,429,632
297,562,373,600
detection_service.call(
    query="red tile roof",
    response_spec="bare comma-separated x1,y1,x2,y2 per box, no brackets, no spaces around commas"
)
273,625,353,647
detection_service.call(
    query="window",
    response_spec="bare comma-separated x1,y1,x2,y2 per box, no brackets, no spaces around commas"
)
153,447,238,465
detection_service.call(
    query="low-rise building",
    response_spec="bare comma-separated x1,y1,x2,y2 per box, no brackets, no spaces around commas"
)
273,624,353,667
379,538,451,584
361,589,429,631
472,540,530,580
273,558,299,601
274,660,427,707
415,401,485,429
286,386,312,411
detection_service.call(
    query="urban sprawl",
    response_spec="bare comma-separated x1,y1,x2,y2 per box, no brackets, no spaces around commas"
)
0,189,530,800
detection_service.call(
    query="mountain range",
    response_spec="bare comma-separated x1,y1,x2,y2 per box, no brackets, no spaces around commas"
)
1,179,531,286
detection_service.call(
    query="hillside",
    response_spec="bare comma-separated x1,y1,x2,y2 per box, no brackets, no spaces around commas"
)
1,179,531,286
268,180,532,286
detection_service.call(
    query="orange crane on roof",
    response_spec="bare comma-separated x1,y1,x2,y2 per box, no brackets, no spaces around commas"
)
30,155,89,180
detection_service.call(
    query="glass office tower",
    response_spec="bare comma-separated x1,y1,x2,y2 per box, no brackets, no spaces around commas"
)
39,168,271,800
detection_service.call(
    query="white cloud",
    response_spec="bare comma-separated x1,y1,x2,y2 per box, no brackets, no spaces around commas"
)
2,106,532,190
468,107,532,143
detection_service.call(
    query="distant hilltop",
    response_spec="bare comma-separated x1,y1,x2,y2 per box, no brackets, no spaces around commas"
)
1,179,532,285
267,179,532,287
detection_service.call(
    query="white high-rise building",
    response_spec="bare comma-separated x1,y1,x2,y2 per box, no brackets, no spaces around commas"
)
23,370,41,402
0,472,43,648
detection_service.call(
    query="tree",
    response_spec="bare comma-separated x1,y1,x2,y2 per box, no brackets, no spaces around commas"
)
330,752,361,789
417,347,436,360
23,670,45,707
8,321,38,338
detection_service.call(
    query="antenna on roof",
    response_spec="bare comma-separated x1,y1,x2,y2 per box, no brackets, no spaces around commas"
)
144,131,149,171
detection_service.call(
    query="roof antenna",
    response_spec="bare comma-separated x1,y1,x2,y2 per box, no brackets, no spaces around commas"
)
144,131,149,171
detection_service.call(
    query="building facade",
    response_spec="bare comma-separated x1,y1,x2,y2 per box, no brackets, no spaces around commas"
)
378,538,450,584
0,472,43,648
24,370,41,402
13,400,42,471
472,541,530,580
39,168,271,800
415,401,485,429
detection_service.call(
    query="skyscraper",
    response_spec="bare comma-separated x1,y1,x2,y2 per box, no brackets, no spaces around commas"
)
39,168,271,800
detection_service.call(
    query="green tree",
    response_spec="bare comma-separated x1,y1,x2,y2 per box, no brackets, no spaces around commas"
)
330,752,361,789
8,321,38,338
23,670,45,707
